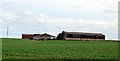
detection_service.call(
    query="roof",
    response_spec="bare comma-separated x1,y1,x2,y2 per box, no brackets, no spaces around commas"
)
22,34,33,35
63,31,104,35
33,33,55,37
41,33,55,37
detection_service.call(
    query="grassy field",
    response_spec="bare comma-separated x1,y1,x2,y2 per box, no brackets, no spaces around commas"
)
2,38,118,59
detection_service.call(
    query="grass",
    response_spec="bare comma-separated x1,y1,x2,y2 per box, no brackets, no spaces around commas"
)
2,38,118,59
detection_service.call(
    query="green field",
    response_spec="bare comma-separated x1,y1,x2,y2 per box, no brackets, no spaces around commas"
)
2,38,118,59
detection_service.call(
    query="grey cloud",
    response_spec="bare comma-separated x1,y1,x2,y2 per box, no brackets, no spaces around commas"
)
103,9,117,14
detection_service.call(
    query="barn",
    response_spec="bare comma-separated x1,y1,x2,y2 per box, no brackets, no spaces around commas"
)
32,33,56,40
22,33,56,40
22,34,33,39
57,31,105,40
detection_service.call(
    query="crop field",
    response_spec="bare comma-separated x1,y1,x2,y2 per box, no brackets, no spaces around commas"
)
2,38,118,59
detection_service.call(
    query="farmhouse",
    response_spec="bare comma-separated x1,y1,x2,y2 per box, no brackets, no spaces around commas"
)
57,31,105,40
22,33,56,40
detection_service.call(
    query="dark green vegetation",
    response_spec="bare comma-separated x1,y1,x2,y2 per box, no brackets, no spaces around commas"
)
2,38,118,59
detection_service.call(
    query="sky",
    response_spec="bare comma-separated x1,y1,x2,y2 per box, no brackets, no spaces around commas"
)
0,0,119,40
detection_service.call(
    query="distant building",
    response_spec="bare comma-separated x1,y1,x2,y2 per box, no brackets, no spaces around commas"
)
22,34,33,39
22,33,56,40
57,31,105,40
32,33,56,40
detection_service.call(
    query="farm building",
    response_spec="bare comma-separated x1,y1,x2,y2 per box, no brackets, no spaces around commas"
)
22,33,56,40
22,34,33,39
57,31,105,40
32,33,56,40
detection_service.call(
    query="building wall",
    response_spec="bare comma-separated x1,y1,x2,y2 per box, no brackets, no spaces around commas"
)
65,38,104,40
22,34,33,39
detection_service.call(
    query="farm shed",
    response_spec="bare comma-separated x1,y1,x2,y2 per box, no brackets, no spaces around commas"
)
22,34,33,39
22,33,56,40
32,33,56,40
57,31,105,40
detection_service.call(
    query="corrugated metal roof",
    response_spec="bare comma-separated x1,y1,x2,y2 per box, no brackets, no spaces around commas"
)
63,31,104,35
33,33,55,37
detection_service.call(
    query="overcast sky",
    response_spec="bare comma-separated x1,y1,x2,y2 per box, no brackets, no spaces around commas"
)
0,0,119,40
